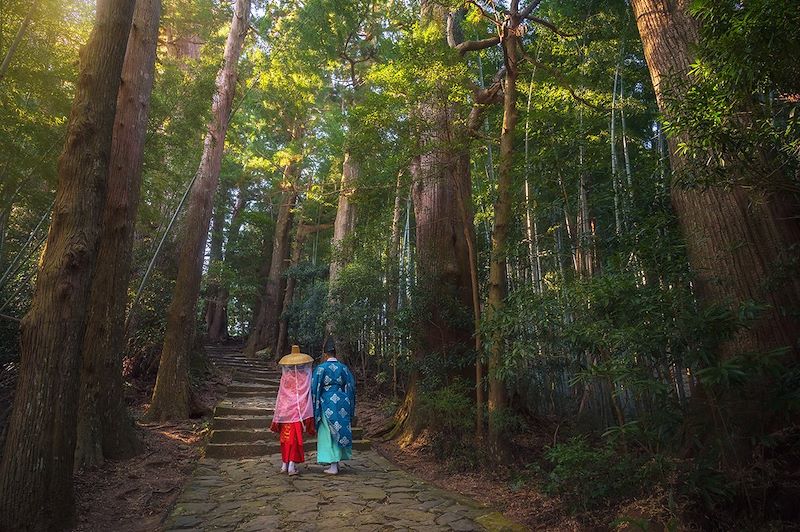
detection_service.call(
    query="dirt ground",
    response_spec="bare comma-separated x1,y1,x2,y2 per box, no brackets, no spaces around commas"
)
72,370,229,532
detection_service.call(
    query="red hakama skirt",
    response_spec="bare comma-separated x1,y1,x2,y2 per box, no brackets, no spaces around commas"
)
271,418,315,463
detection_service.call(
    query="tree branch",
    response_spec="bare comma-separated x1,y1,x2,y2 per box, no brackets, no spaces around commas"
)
467,0,502,26
468,67,505,135
518,0,542,19
447,10,501,56
525,16,578,38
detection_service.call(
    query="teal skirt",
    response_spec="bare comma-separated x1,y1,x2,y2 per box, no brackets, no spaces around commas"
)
316,415,352,464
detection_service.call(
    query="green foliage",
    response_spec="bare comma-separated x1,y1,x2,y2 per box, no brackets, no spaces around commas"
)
543,436,671,512
284,262,329,352
326,260,386,348
415,379,479,464
663,0,800,192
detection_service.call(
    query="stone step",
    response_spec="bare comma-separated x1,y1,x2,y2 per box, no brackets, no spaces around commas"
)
209,428,367,445
232,375,280,386
204,347,245,354
227,390,278,398
209,429,272,444
205,442,273,459
218,362,276,370
219,367,276,377
209,355,263,362
228,383,278,393
213,362,273,371
214,405,274,417
232,367,281,379
213,416,271,430
213,418,360,437
208,423,365,439
207,354,264,361
204,438,372,459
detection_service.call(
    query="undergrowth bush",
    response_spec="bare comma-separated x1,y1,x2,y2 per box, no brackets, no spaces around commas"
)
415,379,478,465
542,436,672,513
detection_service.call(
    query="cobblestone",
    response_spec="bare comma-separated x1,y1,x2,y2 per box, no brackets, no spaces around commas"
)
164,450,526,531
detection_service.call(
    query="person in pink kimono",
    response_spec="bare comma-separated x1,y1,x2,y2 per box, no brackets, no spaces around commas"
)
270,345,315,475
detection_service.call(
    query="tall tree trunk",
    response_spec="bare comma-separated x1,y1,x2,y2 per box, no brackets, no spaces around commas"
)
209,187,247,337
327,149,358,360
74,0,161,470
401,3,475,436
486,16,520,454
147,0,250,421
245,186,298,358
411,143,474,367
0,1,135,529
275,226,305,357
610,65,623,235
205,183,230,342
630,0,800,359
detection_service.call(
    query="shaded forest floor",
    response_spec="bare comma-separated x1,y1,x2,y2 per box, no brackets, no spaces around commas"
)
72,368,229,531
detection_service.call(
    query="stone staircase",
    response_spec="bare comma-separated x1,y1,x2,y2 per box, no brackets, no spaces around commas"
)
204,345,370,459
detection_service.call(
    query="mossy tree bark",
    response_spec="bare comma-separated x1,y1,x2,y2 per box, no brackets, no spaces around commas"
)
393,1,476,440
327,149,359,360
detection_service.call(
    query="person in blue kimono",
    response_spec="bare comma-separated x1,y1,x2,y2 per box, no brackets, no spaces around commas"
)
311,337,356,475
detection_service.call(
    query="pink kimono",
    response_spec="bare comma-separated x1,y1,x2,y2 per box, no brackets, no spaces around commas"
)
270,363,315,464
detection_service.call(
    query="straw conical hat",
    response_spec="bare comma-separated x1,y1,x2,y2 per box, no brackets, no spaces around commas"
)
278,345,313,366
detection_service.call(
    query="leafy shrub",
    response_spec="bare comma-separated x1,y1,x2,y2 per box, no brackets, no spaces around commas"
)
543,436,671,512
415,379,476,460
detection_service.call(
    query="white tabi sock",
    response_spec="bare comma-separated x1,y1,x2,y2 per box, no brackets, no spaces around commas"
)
323,462,338,475
280,462,288,473
288,461,298,475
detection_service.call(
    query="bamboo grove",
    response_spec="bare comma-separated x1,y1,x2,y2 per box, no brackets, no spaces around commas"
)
0,0,798,529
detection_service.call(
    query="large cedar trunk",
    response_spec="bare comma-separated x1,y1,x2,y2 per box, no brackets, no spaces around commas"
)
245,187,298,358
410,146,474,358
327,149,359,360
0,1,135,529
485,18,520,452
148,0,250,421
74,0,161,471
630,0,800,360
393,1,476,439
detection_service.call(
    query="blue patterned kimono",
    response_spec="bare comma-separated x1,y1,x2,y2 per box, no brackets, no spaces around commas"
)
312,359,356,451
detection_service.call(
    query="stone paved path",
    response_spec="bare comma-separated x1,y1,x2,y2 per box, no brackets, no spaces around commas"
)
165,346,525,531
164,449,525,531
